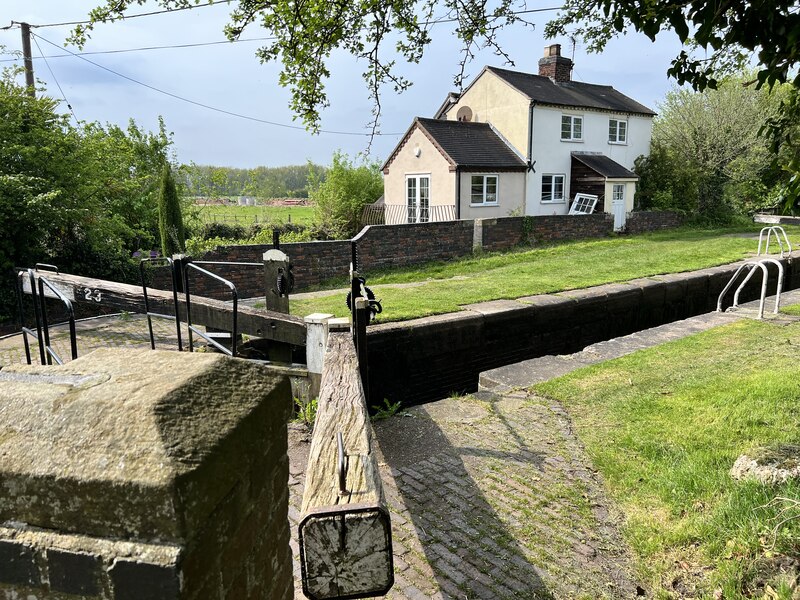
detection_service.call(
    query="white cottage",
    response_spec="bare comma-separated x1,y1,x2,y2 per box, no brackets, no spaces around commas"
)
382,44,656,230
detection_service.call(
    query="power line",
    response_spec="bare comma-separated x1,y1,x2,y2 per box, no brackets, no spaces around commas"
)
0,36,277,63
31,1,235,29
32,32,404,137
31,34,78,123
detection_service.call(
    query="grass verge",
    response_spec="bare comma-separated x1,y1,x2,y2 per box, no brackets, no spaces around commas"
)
533,319,800,598
289,227,800,322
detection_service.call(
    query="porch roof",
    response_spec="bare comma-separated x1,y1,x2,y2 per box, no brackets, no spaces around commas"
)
571,153,638,179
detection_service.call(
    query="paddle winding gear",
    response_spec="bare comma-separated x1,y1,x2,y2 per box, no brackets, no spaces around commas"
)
346,277,382,320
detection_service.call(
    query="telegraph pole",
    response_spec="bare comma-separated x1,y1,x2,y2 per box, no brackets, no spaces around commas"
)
19,22,35,97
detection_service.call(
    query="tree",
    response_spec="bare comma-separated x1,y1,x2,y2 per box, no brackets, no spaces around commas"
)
545,1,800,93
71,0,536,135
638,74,788,219
310,152,383,239
75,1,800,135
0,71,173,322
157,165,185,256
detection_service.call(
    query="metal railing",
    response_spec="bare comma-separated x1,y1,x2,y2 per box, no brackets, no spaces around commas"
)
139,257,183,351
38,275,78,365
757,225,792,258
717,258,784,319
383,204,457,225
15,264,78,365
183,260,261,356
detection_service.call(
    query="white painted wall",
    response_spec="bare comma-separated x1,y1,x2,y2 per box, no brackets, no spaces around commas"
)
383,126,455,224
524,106,652,216
458,171,526,220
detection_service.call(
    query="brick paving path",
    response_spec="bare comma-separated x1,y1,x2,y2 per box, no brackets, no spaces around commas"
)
288,392,637,599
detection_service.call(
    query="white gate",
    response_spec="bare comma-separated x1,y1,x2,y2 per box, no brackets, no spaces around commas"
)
612,199,626,232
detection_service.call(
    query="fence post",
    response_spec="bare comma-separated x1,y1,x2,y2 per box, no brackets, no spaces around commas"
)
304,313,333,400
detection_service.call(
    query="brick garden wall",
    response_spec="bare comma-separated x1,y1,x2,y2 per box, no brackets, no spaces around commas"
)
481,214,613,252
166,215,618,299
625,210,684,234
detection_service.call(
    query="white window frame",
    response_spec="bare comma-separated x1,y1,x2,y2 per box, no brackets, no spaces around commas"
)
609,119,628,144
541,174,566,204
560,114,583,142
470,174,499,206
612,183,625,202
406,174,430,223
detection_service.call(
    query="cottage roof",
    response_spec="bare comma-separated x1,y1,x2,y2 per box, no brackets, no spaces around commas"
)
414,117,527,170
485,66,656,116
571,152,638,179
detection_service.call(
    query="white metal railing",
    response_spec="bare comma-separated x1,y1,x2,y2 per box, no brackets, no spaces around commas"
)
384,204,457,225
717,259,784,319
757,226,792,258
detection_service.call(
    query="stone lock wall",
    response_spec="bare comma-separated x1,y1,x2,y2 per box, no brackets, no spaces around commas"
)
365,254,800,406
0,348,294,600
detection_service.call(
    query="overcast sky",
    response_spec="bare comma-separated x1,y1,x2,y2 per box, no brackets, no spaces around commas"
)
1,1,685,169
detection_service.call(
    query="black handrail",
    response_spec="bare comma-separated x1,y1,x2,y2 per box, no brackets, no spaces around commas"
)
184,262,240,357
16,268,46,365
139,257,183,351
37,275,77,365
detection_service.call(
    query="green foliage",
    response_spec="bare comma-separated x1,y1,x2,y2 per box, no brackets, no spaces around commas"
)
545,0,800,93
371,398,403,421
635,76,791,221
73,1,536,133
181,163,326,198
157,165,185,256
0,74,173,322
310,152,383,239
293,396,318,429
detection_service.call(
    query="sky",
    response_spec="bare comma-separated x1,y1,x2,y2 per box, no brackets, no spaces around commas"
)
1,1,686,169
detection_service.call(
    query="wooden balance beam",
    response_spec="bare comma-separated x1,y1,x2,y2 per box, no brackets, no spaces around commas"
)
19,270,306,346
298,330,393,599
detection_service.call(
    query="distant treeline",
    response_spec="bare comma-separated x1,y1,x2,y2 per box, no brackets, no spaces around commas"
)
181,163,326,198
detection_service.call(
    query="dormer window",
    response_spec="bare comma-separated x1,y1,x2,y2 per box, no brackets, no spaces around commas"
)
561,115,583,141
609,119,627,144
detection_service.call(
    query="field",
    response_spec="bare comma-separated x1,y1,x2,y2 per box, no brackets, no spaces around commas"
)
288,226,800,322
534,319,800,598
192,202,316,226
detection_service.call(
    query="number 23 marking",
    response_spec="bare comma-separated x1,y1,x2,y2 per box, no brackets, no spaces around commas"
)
84,288,102,302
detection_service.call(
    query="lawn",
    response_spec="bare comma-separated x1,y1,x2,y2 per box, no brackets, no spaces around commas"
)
288,227,800,322
534,319,800,598
192,203,315,226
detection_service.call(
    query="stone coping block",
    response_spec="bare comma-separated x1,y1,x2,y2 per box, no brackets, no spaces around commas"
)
0,347,288,544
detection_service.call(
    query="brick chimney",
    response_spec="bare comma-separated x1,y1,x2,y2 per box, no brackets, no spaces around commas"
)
538,44,573,83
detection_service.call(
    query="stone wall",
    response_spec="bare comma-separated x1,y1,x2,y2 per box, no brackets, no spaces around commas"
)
365,254,800,406
625,210,684,234
0,348,293,600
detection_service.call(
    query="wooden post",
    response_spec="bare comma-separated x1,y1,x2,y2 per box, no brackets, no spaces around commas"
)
298,330,393,600
263,249,291,314
353,297,370,407
304,313,333,400
263,249,293,363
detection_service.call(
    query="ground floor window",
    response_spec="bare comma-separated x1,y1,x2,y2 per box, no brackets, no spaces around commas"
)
612,183,625,202
541,174,565,203
407,175,430,223
470,174,498,205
